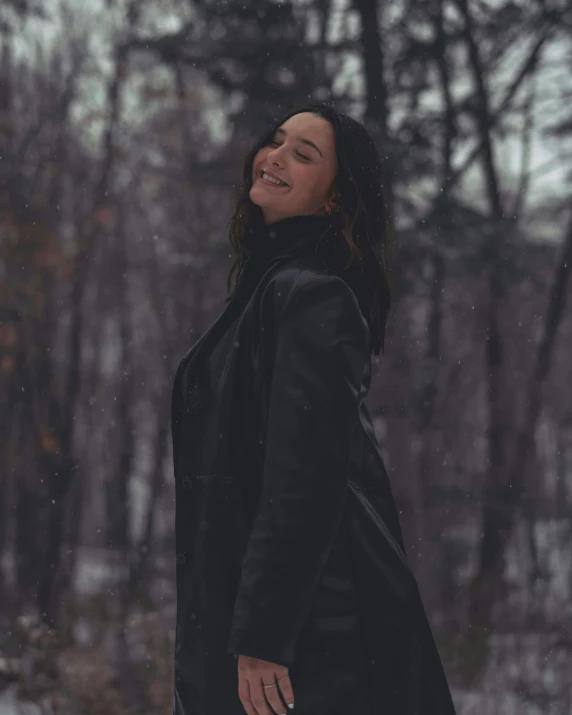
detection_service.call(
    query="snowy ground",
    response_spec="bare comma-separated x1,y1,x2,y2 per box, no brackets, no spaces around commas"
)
0,688,40,715
3,530,572,715
1,685,567,715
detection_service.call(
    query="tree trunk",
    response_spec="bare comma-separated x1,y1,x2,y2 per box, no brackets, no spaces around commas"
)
353,0,396,212
128,420,168,603
454,0,508,654
469,215,572,632
37,40,129,626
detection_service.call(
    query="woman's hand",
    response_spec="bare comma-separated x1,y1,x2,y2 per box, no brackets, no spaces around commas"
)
238,654,295,715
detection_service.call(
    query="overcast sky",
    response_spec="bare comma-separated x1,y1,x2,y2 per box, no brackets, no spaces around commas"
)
8,0,572,243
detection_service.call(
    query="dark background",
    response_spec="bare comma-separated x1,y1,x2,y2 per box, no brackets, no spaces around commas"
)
1,0,572,712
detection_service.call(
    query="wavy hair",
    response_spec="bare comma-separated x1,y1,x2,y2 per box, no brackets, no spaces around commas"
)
225,102,394,356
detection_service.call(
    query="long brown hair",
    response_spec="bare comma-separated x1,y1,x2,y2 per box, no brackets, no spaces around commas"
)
225,102,394,356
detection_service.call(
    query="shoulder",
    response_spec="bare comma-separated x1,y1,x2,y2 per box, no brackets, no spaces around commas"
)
264,259,370,348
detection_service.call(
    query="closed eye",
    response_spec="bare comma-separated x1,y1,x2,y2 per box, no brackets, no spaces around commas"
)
268,139,311,162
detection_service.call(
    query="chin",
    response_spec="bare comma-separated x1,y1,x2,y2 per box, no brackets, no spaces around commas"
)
249,186,271,208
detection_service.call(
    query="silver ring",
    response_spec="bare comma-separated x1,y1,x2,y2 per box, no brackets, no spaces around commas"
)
262,683,277,689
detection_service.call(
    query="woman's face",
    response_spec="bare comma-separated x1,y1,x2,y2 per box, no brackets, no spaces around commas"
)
249,112,339,225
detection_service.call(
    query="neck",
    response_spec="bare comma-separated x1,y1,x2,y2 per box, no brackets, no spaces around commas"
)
263,208,328,227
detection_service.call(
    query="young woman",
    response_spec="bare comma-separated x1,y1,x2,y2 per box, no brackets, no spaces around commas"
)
171,103,457,715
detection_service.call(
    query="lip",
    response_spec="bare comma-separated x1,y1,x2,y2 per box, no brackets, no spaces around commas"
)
257,168,289,187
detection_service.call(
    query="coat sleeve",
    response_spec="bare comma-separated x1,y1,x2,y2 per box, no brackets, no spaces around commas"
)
227,271,370,668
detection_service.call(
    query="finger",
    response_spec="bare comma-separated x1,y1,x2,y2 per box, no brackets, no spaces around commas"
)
277,674,295,711
238,675,258,715
250,678,276,715
263,679,289,715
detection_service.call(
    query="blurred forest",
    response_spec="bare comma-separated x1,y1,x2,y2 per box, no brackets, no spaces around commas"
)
1,0,572,713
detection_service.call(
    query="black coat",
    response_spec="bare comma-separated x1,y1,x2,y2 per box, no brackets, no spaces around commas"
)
171,215,457,715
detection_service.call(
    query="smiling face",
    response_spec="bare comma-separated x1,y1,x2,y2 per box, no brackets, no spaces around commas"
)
249,112,340,225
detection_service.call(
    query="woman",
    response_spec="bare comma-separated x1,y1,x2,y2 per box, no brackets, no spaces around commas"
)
171,103,457,715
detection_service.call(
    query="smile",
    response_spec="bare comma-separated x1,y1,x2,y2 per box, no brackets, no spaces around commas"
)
258,171,289,187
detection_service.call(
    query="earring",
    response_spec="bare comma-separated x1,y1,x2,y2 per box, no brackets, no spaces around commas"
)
326,198,339,215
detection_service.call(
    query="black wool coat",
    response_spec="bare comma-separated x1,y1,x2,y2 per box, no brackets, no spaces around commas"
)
170,214,457,715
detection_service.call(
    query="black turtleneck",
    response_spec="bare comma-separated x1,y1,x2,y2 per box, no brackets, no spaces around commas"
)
247,213,344,269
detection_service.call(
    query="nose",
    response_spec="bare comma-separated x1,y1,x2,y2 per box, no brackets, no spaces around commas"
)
267,146,285,165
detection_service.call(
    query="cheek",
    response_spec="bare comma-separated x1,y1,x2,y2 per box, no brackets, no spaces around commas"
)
252,148,269,177
290,165,322,195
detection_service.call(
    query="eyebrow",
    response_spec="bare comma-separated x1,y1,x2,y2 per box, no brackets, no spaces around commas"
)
275,127,323,158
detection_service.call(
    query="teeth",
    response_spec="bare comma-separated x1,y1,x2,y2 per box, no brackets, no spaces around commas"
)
262,172,287,186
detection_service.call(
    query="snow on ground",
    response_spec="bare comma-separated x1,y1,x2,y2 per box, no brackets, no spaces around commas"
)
0,687,40,715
